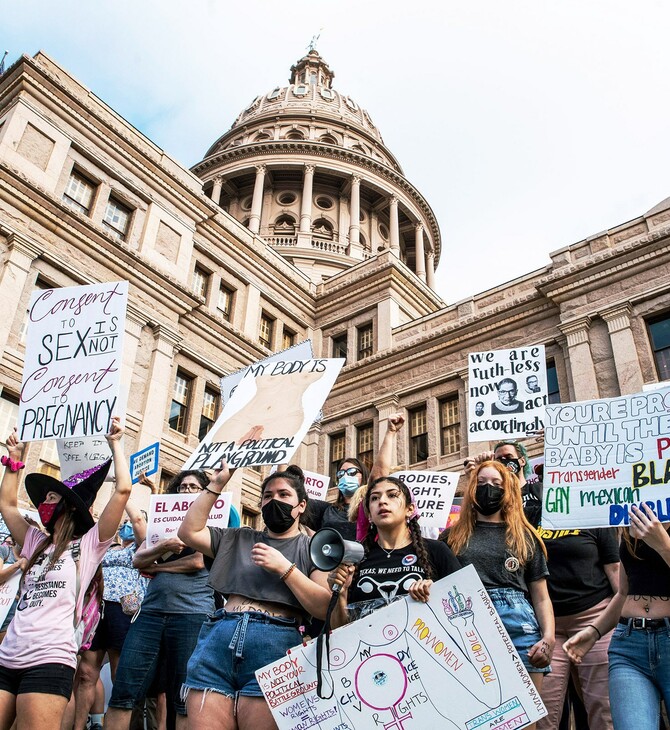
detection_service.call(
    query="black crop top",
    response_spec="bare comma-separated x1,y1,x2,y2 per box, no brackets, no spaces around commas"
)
620,538,670,597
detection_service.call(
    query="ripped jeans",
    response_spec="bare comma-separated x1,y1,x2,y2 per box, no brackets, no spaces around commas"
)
182,609,301,701
488,587,551,674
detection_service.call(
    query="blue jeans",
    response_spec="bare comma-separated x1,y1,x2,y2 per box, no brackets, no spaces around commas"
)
109,610,207,716
608,619,670,730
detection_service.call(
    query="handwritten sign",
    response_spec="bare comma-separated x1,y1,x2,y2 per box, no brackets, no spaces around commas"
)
0,571,21,628
394,471,458,529
220,340,313,405
256,565,546,730
57,436,114,481
130,442,160,484
146,492,232,545
468,346,547,441
184,359,344,471
18,281,128,442
542,387,670,529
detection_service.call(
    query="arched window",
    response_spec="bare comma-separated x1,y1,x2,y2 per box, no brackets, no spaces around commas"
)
255,132,271,141
273,215,296,234
312,218,334,239
320,134,337,144
286,130,305,140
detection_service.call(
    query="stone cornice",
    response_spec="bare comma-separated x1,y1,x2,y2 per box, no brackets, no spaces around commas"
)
600,303,633,334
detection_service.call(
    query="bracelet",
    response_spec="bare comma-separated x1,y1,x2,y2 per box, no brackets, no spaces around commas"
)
203,486,222,496
280,563,296,582
586,623,602,639
1,455,25,473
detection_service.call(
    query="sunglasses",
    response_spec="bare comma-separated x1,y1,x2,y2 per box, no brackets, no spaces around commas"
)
336,467,361,479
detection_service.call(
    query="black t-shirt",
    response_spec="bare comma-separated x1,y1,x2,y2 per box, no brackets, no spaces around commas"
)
620,537,670,598
538,527,619,616
306,499,356,541
348,539,461,619
521,481,543,529
450,522,548,595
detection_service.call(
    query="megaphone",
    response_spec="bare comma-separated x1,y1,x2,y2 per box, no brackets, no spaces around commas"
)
309,528,365,572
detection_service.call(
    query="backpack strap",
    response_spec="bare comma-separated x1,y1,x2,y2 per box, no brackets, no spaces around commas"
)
71,539,83,630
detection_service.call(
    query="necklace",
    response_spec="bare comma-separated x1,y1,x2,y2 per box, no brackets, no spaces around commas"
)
379,545,395,559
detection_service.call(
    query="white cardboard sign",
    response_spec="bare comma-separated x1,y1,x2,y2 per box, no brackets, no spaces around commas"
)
0,572,21,628
394,470,459,529
146,492,232,545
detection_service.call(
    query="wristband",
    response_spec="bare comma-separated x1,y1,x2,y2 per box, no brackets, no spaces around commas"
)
586,623,602,639
203,486,222,496
280,563,296,581
1,455,25,472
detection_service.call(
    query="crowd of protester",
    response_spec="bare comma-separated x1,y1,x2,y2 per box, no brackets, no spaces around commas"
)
0,414,667,730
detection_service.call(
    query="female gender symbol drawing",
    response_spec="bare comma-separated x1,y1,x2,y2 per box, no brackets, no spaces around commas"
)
355,654,412,730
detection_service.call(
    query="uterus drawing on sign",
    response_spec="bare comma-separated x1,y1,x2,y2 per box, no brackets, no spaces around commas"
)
210,368,325,446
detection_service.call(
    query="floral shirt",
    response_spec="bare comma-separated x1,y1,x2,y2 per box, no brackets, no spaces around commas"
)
102,543,147,603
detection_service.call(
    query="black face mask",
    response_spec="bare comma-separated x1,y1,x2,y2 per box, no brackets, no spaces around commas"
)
475,484,504,516
496,456,521,475
261,499,297,534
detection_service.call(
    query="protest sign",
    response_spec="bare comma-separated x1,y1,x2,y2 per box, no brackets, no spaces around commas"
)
468,346,547,442
394,470,458,529
130,442,160,484
542,386,670,529
220,340,313,405
146,492,232,545
256,564,546,730
271,466,330,501
18,281,128,442
57,436,114,481
184,358,344,471
0,572,21,628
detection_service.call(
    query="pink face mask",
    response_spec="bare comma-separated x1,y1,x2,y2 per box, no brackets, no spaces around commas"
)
38,502,60,528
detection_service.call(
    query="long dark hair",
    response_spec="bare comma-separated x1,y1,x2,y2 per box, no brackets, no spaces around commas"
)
336,457,369,507
260,465,309,522
354,476,433,584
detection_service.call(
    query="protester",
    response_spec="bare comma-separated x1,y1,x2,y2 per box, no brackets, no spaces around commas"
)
443,459,554,722
73,500,148,730
0,418,131,730
306,457,369,540
178,463,330,730
105,470,215,730
330,474,461,625
464,439,543,527
564,504,670,730
537,525,619,730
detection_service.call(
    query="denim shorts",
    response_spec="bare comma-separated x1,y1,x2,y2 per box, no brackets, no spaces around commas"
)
489,587,550,674
0,662,75,699
183,609,302,699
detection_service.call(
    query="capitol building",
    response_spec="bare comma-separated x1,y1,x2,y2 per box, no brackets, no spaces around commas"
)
0,49,668,519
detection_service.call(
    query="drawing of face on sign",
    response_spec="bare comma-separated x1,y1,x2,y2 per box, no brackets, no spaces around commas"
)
210,368,326,446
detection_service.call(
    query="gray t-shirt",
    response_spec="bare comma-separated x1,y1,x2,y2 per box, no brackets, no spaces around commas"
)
141,548,214,614
455,522,548,595
208,527,316,611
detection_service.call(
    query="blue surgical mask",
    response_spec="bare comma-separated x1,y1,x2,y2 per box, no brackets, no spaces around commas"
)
337,475,360,497
118,523,134,541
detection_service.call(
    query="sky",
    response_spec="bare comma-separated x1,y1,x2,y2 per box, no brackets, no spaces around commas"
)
4,1,670,304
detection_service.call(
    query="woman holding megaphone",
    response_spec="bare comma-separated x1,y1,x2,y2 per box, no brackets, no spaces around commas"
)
177,463,331,730
329,475,461,626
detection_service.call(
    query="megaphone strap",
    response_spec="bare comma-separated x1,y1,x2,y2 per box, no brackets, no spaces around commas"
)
315,591,339,699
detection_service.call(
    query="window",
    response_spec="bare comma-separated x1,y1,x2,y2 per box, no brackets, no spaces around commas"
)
546,361,561,404
332,333,347,361
20,278,53,344
217,285,233,321
159,470,175,493
169,371,192,433
199,387,219,440
282,327,296,350
192,266,209,299
40,440,61,478
648,314,670,381
63,169,96,214
103,196,131,240
409,406,428,463
330,431,346,481
439,395,461,455
356,423,374,472
0,393,19,447
242,508,259,529
357,323,373,360
259,312,275,349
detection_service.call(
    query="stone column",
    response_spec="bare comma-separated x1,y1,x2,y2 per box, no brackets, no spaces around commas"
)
415,223,426,281
601,304,645,394
389,195,400,255
559,317,599,401
121,304,145,404
137,324,183,447
0,234,42,359
338,194,349,246
348,175,362,257
299,164,315,236
248,165,266,234
426,249,436,289
210,177,223,206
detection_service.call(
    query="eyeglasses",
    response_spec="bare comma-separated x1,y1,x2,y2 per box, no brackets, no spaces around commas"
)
336,467,361,479
177,484,203,493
